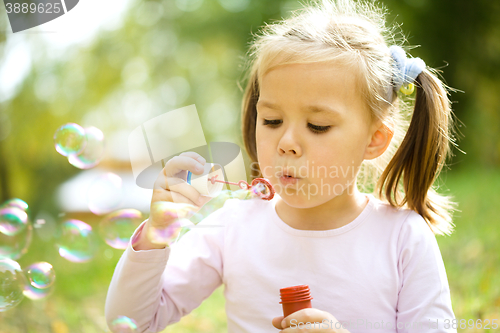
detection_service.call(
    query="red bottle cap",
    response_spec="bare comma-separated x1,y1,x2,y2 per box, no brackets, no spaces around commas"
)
279,285,313,317
280,285,309,293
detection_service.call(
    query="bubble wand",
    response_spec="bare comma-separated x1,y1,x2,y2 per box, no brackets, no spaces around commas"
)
186,169,275,201
208,175,275,200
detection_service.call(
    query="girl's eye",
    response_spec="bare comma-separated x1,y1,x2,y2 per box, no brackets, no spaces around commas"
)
262,119,331,134
262,119,282,126
308,123,331,134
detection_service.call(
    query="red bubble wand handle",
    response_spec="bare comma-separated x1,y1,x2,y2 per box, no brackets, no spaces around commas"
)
208,175,275,201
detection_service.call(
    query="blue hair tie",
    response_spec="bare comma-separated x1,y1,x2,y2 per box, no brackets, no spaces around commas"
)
388,45,426,99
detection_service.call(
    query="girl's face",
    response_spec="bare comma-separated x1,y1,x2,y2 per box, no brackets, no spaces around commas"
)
255,61,376,208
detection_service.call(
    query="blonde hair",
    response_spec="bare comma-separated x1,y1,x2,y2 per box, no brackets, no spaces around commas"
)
238,0,461,235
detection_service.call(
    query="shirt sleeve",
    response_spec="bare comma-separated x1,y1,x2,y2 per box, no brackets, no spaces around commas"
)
105,199,234,333
395,211,457,333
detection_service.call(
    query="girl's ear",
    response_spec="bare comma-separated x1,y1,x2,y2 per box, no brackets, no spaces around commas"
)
364,120,394,160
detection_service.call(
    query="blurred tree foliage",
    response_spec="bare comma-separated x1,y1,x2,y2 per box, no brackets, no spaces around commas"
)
0,0,498,217
384,0,500,170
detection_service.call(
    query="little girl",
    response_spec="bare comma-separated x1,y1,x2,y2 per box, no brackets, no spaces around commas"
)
106,0,459,332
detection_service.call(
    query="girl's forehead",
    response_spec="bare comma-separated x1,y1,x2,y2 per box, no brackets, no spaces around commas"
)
259,54,360,80
259,62,362,100
257,61,371,122
260,60,363,91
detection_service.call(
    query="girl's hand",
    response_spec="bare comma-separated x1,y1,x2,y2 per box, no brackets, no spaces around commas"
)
150,151,212,224
133,152,211,250
272,308,349,333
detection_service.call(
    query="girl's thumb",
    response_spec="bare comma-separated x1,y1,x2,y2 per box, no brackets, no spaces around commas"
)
272,316,285,329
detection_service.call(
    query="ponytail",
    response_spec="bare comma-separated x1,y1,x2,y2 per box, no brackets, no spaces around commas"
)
377,69,459,236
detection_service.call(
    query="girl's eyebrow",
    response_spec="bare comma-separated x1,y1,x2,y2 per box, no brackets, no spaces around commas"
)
256,100,343,118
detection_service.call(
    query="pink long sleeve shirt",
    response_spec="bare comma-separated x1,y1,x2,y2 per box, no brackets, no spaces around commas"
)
105,193,457,333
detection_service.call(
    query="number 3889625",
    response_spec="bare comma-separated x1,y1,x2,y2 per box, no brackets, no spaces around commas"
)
5,2,62,14
444,319,498,330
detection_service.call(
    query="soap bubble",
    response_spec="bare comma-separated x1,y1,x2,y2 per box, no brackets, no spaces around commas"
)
147,202,198,245
1,198,29,212
110,316,138,333
187,188,262,225
56,220,98,263
150,202,197,224
250,182,269,199
23,261,56,300
232,188,253,200
146,219,193,246
87,173,123,215
99,209,143,249
22,281,54,300
0,221,33,260
1,198,30,231
68,126,105,169
24,262,55,289
190,190,233,223
54,123,87,156
0,259,27,312
0,207,28,236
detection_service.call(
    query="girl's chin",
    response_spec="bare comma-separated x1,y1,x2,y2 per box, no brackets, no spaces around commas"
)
277,195,320,209
274,189,313,205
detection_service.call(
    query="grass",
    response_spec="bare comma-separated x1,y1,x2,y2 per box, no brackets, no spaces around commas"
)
435,167,500,324
0,167,498,332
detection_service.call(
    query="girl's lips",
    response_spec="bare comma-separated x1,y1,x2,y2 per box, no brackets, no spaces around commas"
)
279,176,299,186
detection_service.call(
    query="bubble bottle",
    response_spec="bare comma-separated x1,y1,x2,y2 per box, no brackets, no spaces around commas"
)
279,285,313,318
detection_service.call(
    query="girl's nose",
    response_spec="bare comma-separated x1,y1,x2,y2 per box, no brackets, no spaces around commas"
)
277,128,302,156
279,146,297,155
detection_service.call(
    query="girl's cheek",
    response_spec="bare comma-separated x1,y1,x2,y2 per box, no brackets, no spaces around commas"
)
257,141,274,159
256,132,270,145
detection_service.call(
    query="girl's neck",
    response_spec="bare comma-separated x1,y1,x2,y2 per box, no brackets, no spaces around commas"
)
274,186,369,231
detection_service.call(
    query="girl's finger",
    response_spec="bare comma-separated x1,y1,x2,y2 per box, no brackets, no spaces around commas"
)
151,189,199,208
272,316,285,329
167,178,205,205
198,195,213,207
153,176,214,208
153,173,183,191
179,151,206,164
164,155,206,179
170,191,199,207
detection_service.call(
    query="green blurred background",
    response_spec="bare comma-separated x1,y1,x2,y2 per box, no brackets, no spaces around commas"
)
0,0,499,332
